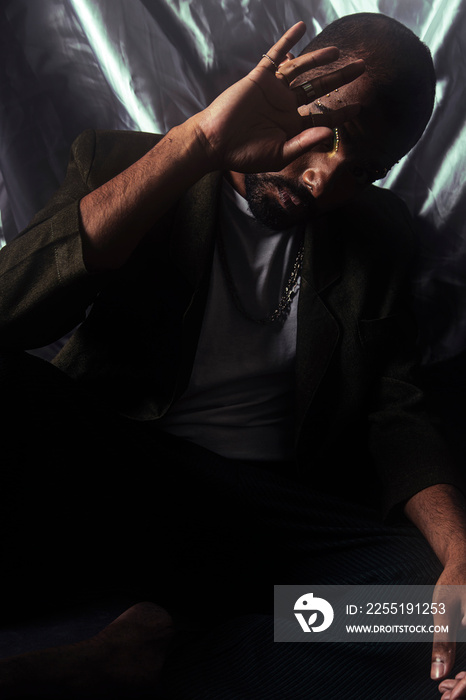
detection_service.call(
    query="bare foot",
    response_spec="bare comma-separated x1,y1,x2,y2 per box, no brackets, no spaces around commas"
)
0,601,174,698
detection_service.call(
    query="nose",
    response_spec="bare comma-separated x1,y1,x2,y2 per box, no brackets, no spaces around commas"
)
302,156,342,199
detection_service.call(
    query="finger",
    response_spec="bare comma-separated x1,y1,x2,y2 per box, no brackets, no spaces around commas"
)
281,126,333,165
441,675,466,695
280,46,358,85
432,586,460,680
432,641,457,679
280,52,295,64
276,47,341,89
432,591,459,681
314,59,366,95
301,103,361,129
279,46,341,80
293,60,365,104
451,678,466,699
259,21,307,70
442,679,466,700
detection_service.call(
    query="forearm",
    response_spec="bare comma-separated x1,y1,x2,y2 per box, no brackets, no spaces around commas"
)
80,118,211,272
404,483,466,565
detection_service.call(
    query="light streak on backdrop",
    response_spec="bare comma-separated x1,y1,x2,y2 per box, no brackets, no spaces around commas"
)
69,0,160,133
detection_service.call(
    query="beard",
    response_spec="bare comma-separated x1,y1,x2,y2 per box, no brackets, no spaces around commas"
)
244,173,317,230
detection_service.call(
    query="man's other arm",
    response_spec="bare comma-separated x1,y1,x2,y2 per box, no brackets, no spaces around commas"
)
404,484,466,693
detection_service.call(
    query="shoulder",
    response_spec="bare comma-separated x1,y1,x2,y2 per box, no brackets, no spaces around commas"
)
331,184,416,263
345,184,414,240
352,184,413,224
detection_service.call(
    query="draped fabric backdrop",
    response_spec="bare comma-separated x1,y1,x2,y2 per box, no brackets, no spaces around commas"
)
0,0,465,364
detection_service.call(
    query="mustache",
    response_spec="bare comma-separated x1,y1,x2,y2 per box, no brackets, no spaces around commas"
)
244,172,321,230
247,173,315,210
266,175,312,203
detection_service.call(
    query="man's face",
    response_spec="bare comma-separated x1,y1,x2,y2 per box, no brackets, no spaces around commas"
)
241,72,403,230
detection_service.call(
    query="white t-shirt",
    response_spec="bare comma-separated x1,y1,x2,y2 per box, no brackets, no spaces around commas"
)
159,178,304,460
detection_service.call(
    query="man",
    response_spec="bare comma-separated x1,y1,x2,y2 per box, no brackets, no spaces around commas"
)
0,11,465,699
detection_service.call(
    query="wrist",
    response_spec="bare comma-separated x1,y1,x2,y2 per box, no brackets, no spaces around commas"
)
405,484,466,567
442,542,466,569
170,115,222,176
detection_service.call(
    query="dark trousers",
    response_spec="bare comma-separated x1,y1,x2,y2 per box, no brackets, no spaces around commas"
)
0,350,458,698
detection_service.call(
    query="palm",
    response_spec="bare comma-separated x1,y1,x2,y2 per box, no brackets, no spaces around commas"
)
199,67,305,172
192,21,365,174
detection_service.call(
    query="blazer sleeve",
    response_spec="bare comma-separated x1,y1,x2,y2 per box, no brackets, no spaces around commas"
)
0,129,163,350
0,129,104,350
358,191,465,518
366,313,463,519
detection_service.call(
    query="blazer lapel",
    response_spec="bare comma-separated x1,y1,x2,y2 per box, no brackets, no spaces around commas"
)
170,171,223,288
295,214,342,437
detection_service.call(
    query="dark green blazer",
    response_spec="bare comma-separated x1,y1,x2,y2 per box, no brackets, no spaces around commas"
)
0,129,460,516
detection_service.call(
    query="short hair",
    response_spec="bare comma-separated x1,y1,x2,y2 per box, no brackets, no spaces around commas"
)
301,13,436,155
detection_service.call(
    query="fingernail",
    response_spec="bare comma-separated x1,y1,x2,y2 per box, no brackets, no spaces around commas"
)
431,660,445,679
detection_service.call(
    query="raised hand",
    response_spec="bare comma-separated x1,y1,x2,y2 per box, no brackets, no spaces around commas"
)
76,21,365,273
191,21,365,174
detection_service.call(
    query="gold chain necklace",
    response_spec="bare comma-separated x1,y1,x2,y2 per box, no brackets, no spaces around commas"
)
217,230,304,325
